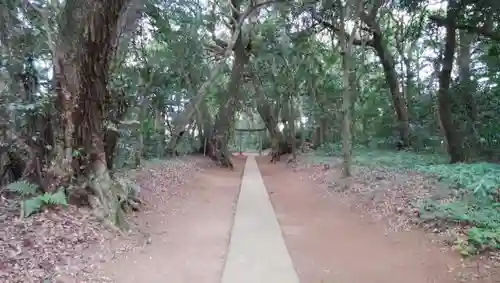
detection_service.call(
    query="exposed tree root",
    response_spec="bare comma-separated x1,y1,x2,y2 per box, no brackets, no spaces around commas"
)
207,135,234,169
269,141,292,163
69,164,143,232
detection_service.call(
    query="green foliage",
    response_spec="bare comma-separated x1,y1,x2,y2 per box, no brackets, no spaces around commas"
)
419,163,500,198
418,163,500,255
315,142,344,156
355,150,446,169
6,181,68,217
176,137,200,155
23,190,68,217
6,180,39,196
316,142,446,169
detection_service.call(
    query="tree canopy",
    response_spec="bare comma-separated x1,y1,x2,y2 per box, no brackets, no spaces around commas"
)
1,0,500,257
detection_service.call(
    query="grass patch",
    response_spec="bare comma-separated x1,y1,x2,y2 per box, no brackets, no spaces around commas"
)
314,143,500,255
314,143,446,169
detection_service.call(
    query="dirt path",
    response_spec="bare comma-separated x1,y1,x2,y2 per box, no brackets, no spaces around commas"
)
47,154,497,283
100,157,244,283
257,158,484,283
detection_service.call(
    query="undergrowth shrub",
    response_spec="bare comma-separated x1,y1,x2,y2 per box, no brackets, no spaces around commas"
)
418,163,500,255
316,142,445,169
314,143,500,255
6,180,68,217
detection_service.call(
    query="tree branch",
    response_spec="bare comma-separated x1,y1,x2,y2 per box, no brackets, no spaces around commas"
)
23,0,56,54
429,15,500,42
288,23,322,40
311,8,374,46
367,0,384,20
212,0,285,50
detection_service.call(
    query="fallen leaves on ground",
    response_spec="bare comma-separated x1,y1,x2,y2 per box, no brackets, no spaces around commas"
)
296,156,448,233
0,156,209,283
0,200,107,283
129,157,210,212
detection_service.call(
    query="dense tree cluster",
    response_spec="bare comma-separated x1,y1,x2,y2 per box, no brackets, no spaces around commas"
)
0,0,498,225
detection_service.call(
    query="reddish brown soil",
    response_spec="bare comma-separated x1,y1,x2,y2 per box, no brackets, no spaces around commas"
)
100,157,245,283
257,157,493,283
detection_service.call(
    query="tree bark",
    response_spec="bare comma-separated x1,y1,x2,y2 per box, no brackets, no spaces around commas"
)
458,30,478,159
338,0,362,178
208,0,250,168
54,43,79,177
340,36,353,177
154,106,165,157
196,99,214,153
57,0,135,227
251,72,291,161
165,0,256,156
210,48,248,167
165,62,225,154
135,94,148,167
315,6,411,148
437,0,465,163
288,95,297,161
362,17,411,148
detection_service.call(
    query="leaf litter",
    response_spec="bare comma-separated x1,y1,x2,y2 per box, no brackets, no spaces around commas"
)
0,156,209,283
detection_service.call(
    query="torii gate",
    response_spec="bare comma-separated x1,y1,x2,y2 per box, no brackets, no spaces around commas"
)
234,128,266,156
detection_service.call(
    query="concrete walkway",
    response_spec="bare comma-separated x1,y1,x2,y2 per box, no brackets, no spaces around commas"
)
221,156,299,283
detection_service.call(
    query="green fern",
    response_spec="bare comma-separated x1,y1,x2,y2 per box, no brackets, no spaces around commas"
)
23,197,43,217
40,189,68,206
6,180,39,196
22,189,68,217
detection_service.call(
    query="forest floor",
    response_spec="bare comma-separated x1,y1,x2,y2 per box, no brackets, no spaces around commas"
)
1,152,500,282
0,156,244,283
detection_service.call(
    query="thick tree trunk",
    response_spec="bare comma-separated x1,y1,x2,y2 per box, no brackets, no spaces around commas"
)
340,41,353,177
54,55,78,177
102,89,131,171
209,50,247,167
196,99,214,154
252,72,291,161
256,100,287,152
458,31,478,159
56,0,135,227
104,129,119,170
437,0,465,163
371,35,411,148
338,0,361,178
208,0,250,168
359,12,411,148
53,0,88,178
